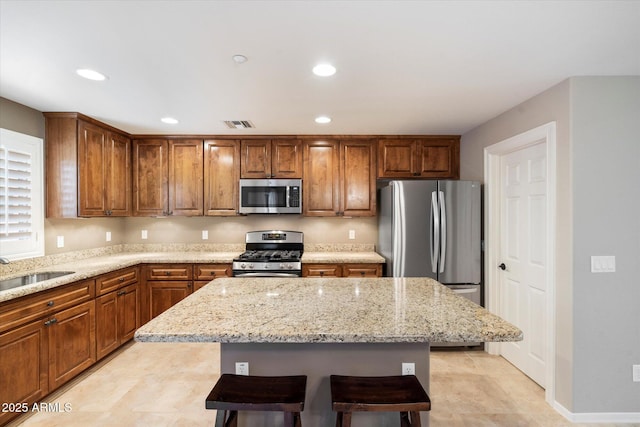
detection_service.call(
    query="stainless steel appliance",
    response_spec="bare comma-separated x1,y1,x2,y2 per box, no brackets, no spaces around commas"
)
239,179,302,214
378,180,482,346
232,231,303,277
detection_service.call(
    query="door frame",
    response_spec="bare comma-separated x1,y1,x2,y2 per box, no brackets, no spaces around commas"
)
483,121,557,405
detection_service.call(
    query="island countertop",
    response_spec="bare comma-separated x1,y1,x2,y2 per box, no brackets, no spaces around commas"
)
134,277,522,344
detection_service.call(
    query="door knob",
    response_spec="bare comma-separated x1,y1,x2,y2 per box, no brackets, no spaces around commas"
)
498,263,506,271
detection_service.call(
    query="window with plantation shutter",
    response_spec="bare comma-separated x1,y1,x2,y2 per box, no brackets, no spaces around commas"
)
0,128,44,260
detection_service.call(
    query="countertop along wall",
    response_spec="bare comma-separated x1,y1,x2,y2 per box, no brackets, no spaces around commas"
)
461,77,640,418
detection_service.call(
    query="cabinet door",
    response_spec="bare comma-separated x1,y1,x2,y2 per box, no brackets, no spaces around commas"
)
204,140,240,216
78,120,108,216
241,139,271,178
47,300,96,391
377,139,416,178
133,139,168,216
303,140,340,216
106,132,132,216
415,138,460,179
0,320,48,426
272,139,302,178
118,283,139,343
168,139,203,216
340,140,376,216
148,281,192,320
95,291,118,360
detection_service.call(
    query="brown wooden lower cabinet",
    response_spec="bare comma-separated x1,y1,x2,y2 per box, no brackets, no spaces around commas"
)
148,281,192,320
96,283,139,360
0,319,48,426
194,263,232,291
302,263,382,277
47,300,96,391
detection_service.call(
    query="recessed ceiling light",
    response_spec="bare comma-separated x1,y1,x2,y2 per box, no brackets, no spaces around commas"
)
76,68,107,81
313,63,336,77
315,116,332,124
161,117,179,125
232,54,248,64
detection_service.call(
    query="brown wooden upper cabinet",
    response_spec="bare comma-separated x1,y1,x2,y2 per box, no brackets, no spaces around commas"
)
377,137,460,179
303,139,376,217
241,139,302,178
132,139,204,216
204,139,240,216
44,113,131,217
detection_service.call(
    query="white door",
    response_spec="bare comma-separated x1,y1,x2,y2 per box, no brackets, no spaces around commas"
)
499,141,547,387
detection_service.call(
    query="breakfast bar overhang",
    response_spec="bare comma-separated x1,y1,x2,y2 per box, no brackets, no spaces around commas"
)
135,277,522,426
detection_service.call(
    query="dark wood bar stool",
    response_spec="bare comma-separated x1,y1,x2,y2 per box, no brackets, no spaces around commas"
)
330,375,431,427
205,374,307,427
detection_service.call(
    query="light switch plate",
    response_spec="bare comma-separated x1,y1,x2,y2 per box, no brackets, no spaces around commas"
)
633,365,640,382
202,230,208,240
349,229,356,240
56,235,64,248
590,256,616,273
106,231,112,242
141,230,148,240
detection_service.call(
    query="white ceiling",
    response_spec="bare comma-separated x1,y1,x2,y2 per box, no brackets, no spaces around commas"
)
1,0,639,136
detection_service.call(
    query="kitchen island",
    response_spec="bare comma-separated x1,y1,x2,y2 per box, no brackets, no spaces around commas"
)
135,277,521,426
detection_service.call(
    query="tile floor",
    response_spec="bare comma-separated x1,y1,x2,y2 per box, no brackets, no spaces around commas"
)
7,342,638,427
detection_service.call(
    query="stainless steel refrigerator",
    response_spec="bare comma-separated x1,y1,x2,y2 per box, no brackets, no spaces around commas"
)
378,180,482,345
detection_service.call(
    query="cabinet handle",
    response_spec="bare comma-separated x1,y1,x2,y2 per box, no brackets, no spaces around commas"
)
319,271,325,277
360,271,365,276
119,277,125,282
44,318,58,326
210,272,216,276
187,282,192,288
165,271,171,276
117,290,126,296
47,300,54,307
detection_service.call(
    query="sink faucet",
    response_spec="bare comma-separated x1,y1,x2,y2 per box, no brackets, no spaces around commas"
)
0,257,10,264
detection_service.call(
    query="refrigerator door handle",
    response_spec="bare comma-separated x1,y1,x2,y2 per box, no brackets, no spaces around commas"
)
439,190,447,273
393,183,406,277
430,191,439,273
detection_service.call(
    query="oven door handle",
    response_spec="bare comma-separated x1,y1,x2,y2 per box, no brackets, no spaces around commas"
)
233,272,301,278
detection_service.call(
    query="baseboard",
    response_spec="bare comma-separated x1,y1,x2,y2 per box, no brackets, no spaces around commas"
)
554,401,640,423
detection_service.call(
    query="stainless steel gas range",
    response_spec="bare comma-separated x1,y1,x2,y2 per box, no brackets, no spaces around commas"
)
232,231,303,277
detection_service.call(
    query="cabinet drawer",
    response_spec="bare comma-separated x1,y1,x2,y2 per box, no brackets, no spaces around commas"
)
145,264,193,280
0,279,96,334
96,267,139,295
342,264,382,277
302,264,342,277
194,264,232,281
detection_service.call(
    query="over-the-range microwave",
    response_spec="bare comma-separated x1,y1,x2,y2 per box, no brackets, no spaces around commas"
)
239,178,302,214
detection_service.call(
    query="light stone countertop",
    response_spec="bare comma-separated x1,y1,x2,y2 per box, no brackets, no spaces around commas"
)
0,248,384,303
134,277,523,344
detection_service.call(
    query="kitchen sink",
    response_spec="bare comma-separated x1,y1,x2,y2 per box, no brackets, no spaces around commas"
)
0,271,75,292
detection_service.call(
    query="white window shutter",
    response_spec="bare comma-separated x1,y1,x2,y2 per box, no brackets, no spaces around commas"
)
0,128,44,260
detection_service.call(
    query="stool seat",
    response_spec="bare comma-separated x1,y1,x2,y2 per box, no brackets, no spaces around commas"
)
206,374,307,427
330,375,430,427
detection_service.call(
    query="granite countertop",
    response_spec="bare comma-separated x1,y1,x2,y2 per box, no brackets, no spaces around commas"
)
0,246,384,303
134,277,523,344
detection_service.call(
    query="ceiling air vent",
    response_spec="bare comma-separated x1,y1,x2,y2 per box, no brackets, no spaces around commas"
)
223,120,255,129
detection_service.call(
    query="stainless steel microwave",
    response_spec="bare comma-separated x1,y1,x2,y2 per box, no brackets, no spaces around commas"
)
239,179,302,214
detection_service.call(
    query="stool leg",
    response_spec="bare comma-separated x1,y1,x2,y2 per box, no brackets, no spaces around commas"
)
409,411,422,427
283,411,295,427
400,411,411,427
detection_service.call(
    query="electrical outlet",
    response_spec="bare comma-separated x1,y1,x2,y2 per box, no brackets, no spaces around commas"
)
633,365,640,382
141,230,148,240
202,230,209,240
235,362,249,376
56,236,64,248
106,231,112,242
402,362,415,375
348,229,356,240
590,255,616,273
